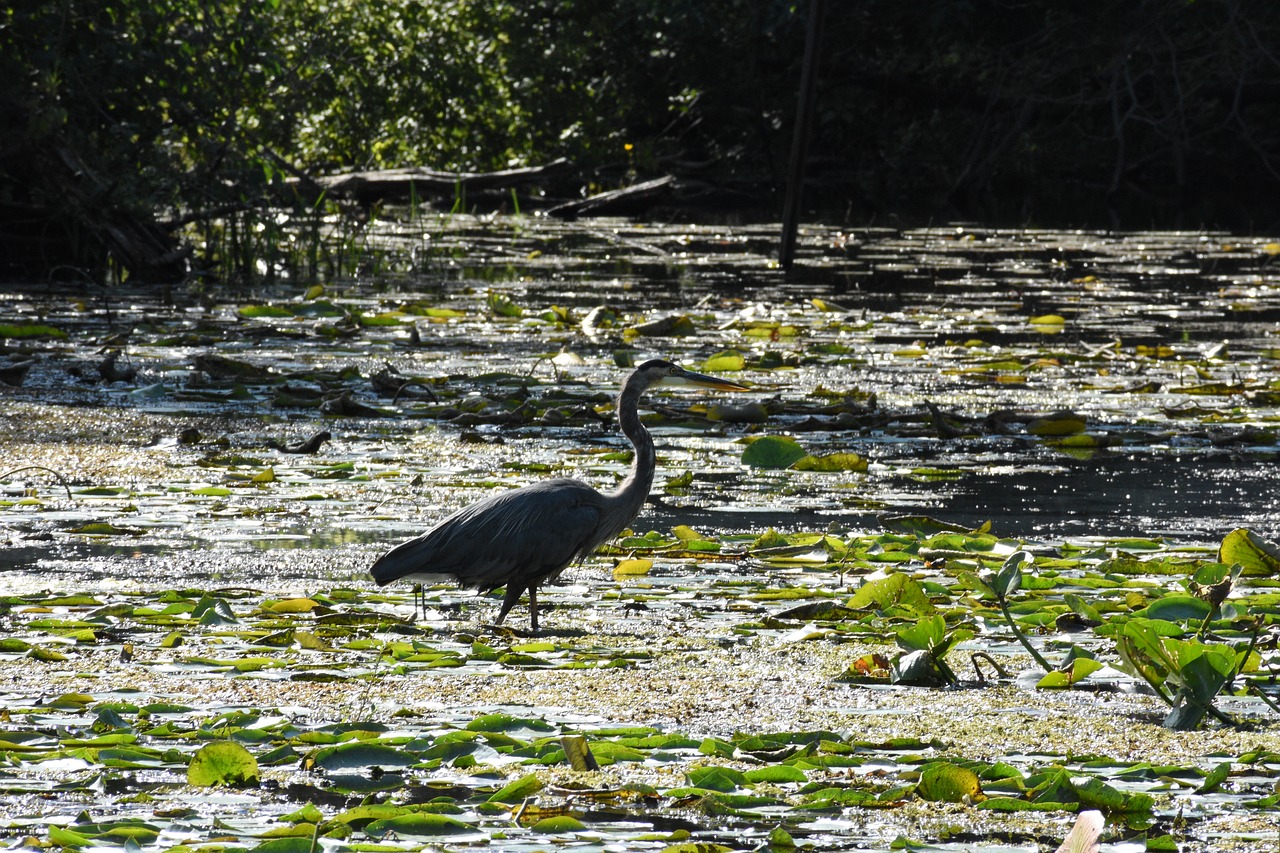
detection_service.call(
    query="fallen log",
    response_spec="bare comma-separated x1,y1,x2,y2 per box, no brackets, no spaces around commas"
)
544,175,678,219
291,158,573,205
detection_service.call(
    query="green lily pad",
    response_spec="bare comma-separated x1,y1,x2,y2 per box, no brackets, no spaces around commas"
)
916,761,982,802
531,815,586,833
1219,528,1280,576
791,452,868,472
187,741,260,787
486,772,544,803
743,764,808,784
702,350,745,372
0,322,67,339
309,742,416,771
687,765,748,792
741,435,808,469
1142,594,1212,622
363,813,472,838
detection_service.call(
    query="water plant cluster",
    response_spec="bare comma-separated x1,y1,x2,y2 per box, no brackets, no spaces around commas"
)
1,519,1278,850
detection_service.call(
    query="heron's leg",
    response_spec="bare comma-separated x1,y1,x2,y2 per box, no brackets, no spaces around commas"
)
495,584,525,626
527,586,539,633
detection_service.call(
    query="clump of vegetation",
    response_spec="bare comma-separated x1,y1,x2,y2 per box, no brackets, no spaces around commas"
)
6,2,1280,283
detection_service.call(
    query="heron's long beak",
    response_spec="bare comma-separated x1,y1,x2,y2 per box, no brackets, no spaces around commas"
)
670,366,750,392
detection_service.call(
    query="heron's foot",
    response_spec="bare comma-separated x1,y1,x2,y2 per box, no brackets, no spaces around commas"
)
481,622,534,638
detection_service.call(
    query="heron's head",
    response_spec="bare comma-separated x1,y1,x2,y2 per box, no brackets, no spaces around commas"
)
634,358,749,392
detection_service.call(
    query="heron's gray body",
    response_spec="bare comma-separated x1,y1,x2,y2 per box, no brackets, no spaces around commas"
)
370,477,624,595
368,359,745,631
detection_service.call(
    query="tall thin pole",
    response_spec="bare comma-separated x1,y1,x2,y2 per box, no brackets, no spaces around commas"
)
779,0,826,269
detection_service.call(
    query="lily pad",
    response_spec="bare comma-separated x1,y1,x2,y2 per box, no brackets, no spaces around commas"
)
741,435,808,469
916,761,982,802
363,813,472,838
187,740,260,787
1219,528,1280,576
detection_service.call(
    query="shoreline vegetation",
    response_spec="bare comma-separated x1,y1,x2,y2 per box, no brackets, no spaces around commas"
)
5,2,1280,284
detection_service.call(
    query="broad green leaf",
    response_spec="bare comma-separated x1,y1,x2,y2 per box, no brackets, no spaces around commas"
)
358,311,406,326
791,452,868,472
849,574,934,615
47,828,92,847
486,772,544,803
1218,528,1280,576
0,322,68,339
292,299,345,317
582,741,646,764
1036,658,1104,689
612,559,653,579
1197,761,1232,794
238,305,294,318
1073,776,1153,813
329,804,410,826
891,650,945,686
531,816,586,833
250,838,317,853
187,741,260,787
71,523,139,536
1063,593,1101,622
281,805,323,827
1119,620,1180,672
486,290,523,317
309,742,415,771
957,571,997,599
741,435,808,469
896,615,946,652
768,826,797,849
560,735,598,771
1142,594,1211,623
995,551,1032,596
363,813,472,837
190,485,232,497
269,598,320,614
687,765,748,792
916,761,982,802
702,350,745,372
743,764,808,784
191,596,237,625
1027,412,1086,436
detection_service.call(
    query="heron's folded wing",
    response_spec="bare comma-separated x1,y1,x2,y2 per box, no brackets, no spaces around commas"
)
369,479,603,590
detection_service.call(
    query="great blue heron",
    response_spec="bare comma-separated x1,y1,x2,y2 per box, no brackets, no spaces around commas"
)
369,359,748,631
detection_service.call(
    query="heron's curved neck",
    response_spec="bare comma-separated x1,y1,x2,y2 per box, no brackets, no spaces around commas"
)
606,375,656,526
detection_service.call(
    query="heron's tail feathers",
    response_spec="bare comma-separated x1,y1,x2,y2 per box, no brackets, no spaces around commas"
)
369,537,455,586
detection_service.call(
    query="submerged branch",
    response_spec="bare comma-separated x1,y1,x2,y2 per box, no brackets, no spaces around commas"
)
0,465,74,500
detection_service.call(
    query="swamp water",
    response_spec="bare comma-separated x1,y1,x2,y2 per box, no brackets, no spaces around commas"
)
1,217,1279,851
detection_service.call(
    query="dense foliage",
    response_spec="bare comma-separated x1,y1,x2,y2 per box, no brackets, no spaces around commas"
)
2,0,1279,282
